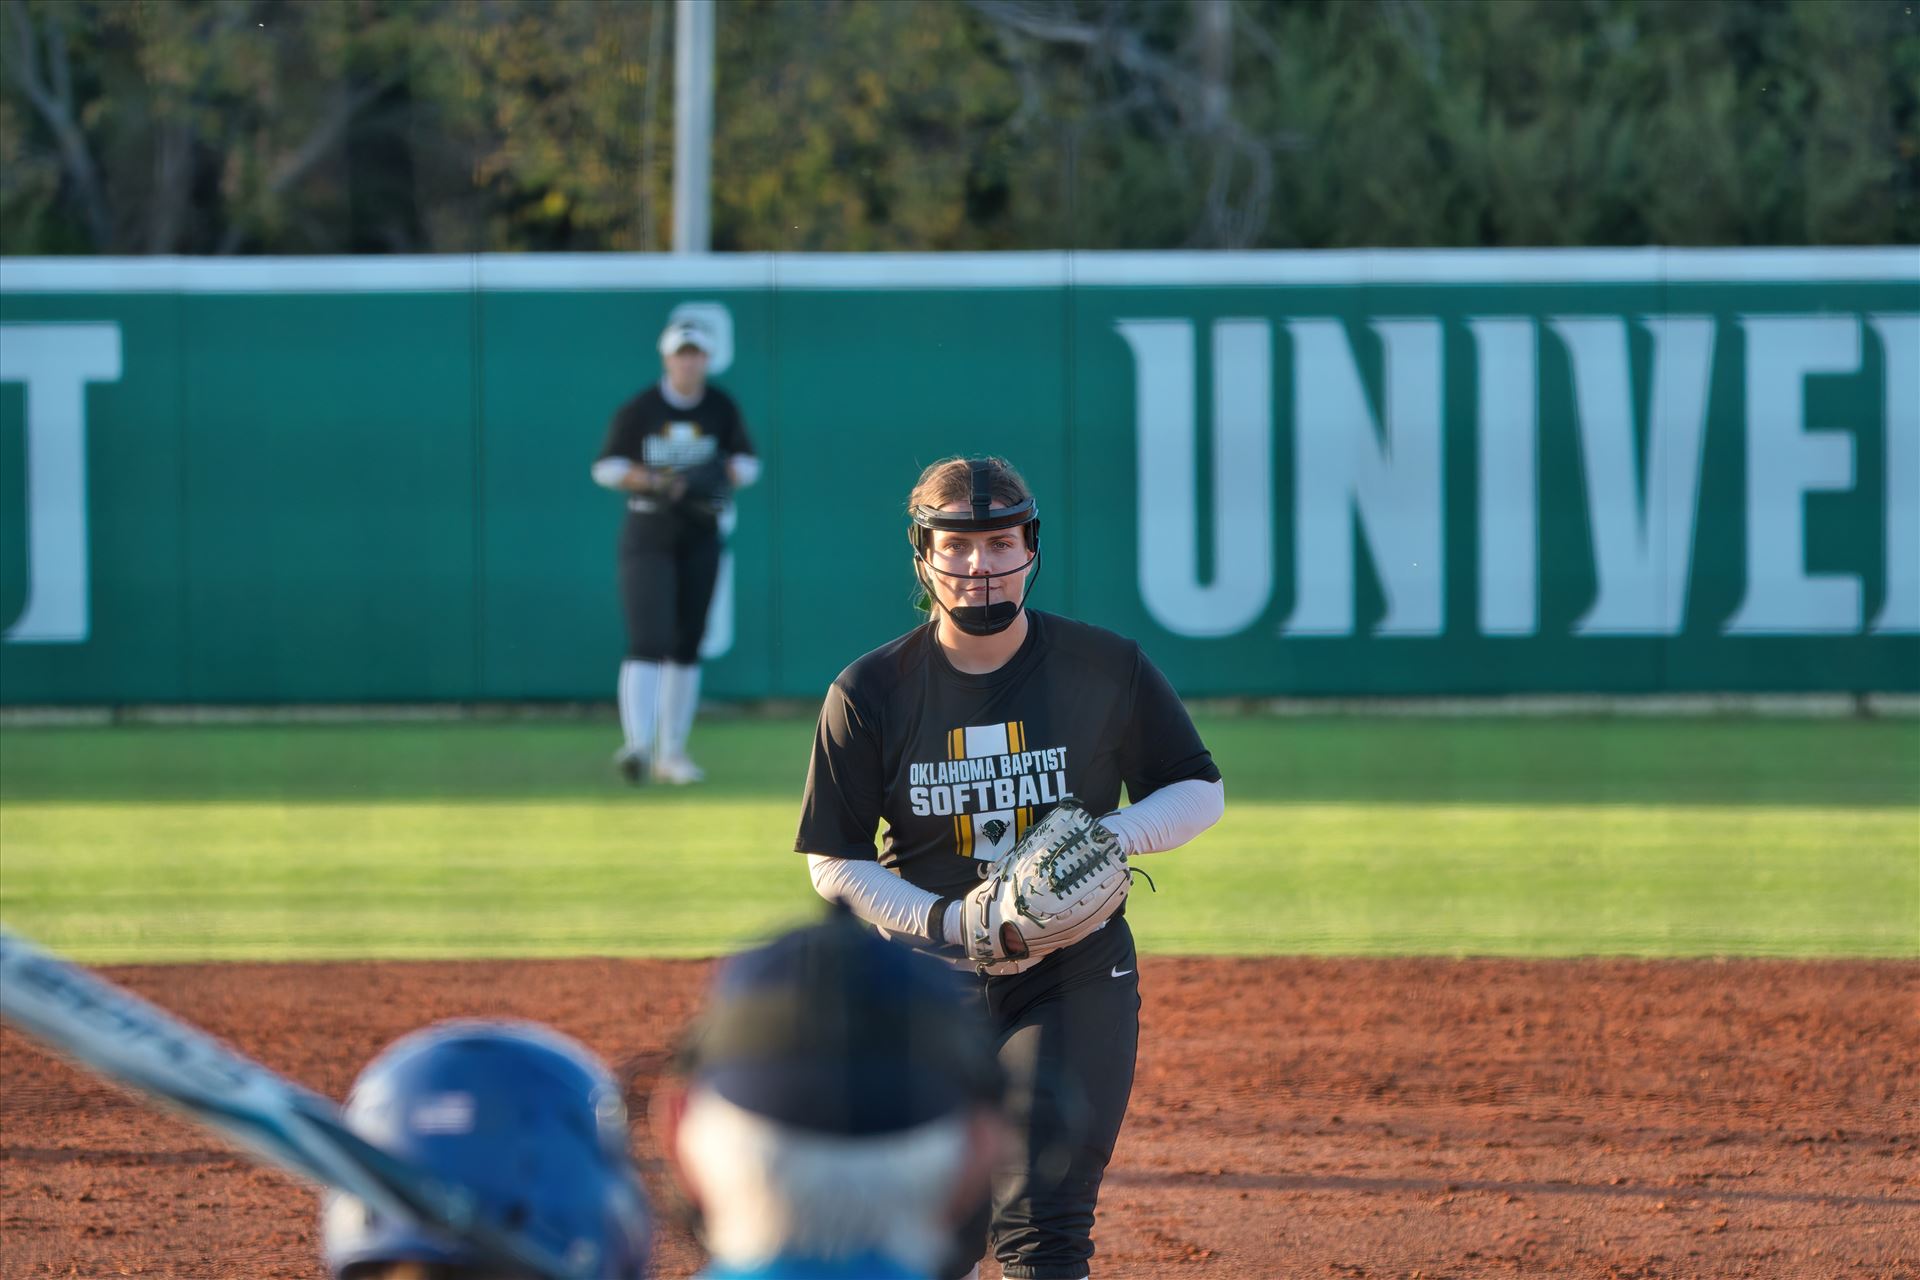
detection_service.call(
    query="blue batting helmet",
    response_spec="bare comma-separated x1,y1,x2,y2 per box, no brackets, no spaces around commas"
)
322,1019,650,1279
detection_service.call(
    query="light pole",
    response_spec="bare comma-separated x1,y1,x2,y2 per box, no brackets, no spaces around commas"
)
672,0,715,254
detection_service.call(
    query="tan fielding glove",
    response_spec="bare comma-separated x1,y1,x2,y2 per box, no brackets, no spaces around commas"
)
959,797,1131,975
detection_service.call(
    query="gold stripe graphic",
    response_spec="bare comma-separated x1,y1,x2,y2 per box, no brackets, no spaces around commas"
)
949,727,968,858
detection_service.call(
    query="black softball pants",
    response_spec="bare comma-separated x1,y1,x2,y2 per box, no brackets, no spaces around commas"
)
618,512,721,665
948,918,1141,1280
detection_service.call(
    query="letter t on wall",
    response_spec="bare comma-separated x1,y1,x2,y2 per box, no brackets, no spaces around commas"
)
0,324,123,644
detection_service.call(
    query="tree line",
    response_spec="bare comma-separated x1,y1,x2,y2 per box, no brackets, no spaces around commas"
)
3,0,1914,255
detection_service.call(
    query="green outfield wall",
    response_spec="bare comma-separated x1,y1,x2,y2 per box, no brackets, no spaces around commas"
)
1,250,1915,703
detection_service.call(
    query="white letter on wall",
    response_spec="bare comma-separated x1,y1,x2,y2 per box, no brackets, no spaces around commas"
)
1868,314,1919,635
1282,318,1444,637
1469,318,1538,636
1552,315,1714,635
1725,316,1862,635
1119,318,1274,637
0,323,122,644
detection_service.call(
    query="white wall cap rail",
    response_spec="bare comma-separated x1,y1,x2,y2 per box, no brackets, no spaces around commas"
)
1,246,1915,294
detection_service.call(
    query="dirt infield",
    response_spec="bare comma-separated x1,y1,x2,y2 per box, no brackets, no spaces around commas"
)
2,956,1914,1279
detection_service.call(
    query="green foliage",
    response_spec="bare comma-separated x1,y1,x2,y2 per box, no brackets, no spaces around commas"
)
714,0,1029,250
426,1,670,250
0,717,1914,960
1,0,443,252
0,0,1914,253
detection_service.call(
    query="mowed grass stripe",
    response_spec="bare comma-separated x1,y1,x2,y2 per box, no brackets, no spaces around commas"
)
1132,801,1917,957
2,794,1912,960
4,716,1916,807
2,716,1914,960
0,797,812,960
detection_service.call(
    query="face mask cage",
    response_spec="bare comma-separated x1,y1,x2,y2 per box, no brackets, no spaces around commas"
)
907,461,1041,636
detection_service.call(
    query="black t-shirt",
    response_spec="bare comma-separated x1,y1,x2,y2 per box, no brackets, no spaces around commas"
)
597,382,755,530
794,610,1221,897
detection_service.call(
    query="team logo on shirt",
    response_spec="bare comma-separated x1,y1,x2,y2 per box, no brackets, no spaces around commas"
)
643,421,720,468
906,721,1072,860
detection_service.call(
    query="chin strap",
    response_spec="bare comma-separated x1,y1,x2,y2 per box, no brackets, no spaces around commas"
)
914,550,1039,637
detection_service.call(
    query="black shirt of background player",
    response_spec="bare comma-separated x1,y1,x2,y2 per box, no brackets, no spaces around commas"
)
597,383,755,548
795,610,1221,899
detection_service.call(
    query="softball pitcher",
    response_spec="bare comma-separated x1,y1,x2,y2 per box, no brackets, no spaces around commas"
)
795,456,1226,1280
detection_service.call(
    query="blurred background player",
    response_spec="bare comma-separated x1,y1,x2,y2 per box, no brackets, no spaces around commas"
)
322,1020,652,1280
795,456,1225,1280
653,906,1008,1280
592,318,760,786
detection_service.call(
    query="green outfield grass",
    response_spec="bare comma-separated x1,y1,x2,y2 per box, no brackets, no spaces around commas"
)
1,716,1914,961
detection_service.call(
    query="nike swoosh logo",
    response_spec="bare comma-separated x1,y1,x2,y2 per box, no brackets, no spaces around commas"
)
1110,966,1133,978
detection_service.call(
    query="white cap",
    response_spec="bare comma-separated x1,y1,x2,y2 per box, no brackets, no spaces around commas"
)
659,319,716,356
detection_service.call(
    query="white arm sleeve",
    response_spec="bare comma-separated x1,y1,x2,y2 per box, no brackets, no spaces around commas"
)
592,457,635,489
1100,777,1225,855
806,854,951,943
727,454,762,489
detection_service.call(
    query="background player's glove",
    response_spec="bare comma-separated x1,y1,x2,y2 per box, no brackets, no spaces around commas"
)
960,797,1131,974
673,456,733,512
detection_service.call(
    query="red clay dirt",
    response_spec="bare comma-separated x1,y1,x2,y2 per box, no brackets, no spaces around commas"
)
1,956,1914,1279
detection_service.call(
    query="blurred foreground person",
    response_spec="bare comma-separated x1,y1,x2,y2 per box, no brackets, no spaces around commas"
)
655,907,1008,1280
323,1020,652,1280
